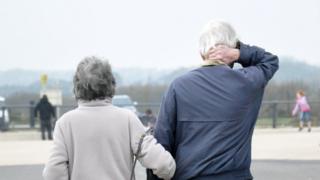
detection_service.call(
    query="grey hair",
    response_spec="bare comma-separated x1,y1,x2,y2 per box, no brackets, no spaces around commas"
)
73,56,116,101
199,20,238,56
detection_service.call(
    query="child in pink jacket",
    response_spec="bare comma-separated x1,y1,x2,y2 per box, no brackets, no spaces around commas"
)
292,90,312,132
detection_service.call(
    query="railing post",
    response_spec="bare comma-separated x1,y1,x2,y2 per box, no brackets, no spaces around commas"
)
29,101,35,128
56,106,60,119
272,102,278,128
0,107,4,131
318,102,320,127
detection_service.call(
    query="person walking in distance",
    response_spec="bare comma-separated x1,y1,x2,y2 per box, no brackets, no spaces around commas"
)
146,109,157,129
292,90,312,132
35,95,56,140
141,109,157,129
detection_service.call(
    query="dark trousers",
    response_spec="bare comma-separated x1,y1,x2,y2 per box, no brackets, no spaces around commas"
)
40,120,52,140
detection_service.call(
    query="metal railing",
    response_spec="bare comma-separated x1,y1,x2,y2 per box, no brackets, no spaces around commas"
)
1,101,319,130
258,101,320,128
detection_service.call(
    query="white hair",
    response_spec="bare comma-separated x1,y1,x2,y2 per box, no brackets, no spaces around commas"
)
199,20,238,56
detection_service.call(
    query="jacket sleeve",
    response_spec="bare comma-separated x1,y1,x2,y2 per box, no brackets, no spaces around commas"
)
43,120,69,180
129,112,176,180
154,84,177,154
236,42,279,89
147,85,177,180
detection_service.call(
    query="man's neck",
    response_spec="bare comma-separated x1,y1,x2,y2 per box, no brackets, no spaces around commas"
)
202,59,226,67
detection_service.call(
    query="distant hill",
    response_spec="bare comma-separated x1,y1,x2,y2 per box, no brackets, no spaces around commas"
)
0,57,319,96
0,69,74,86
0,69,75,96
272,57,320,82
151,57,320,84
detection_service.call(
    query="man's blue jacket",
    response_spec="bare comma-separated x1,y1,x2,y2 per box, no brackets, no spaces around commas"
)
147,42,279,180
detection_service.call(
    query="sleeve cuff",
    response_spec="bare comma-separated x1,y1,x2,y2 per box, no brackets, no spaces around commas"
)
238,42,251,65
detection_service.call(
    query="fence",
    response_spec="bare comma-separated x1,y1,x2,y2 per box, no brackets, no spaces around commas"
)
137,101,320,128
1,101,319,130
258,101,320,128
0,104,77,130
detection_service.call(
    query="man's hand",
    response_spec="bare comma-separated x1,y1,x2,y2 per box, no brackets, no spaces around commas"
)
208,45,240,64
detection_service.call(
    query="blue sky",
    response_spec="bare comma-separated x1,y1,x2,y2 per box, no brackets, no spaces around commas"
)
0,0,319,70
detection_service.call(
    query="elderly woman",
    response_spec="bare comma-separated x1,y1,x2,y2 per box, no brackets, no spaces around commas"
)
43,57,175,180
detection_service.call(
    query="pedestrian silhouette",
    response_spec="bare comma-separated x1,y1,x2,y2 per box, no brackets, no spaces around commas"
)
34,95,56,140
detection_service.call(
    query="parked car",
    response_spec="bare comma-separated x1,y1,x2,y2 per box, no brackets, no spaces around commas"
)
0,96,10,131
112,95,139,115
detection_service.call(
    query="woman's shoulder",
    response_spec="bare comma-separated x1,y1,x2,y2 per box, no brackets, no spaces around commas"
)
55,105,138,128
54,109,79,126
111,105,138,119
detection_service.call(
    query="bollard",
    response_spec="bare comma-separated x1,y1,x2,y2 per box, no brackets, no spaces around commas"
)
53,106,60,129
0,107,4,131
272,102,278,128
29,101,36,128
56,106,60,119
318,110,320,127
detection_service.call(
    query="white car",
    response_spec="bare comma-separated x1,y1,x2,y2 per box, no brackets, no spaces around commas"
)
0,96,10,131
112,95,139,115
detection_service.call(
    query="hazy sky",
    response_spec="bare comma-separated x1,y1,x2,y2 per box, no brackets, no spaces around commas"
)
0,0,319,71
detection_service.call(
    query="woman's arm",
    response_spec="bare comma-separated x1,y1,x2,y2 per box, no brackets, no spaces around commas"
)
43,120,69,180
129,112,176,180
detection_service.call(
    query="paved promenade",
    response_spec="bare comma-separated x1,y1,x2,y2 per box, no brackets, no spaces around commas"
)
0,128,319,179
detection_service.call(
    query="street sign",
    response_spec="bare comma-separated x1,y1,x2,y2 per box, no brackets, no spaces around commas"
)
40,89,62,106
40,74,48,87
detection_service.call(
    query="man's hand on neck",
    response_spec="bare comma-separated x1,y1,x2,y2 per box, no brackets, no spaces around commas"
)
206,45,240,65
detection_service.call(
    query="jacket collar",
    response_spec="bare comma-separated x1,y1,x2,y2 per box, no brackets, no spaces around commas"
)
202,59,226,67
78,98,112,107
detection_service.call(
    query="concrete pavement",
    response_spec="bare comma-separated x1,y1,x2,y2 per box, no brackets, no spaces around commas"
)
0,128,319,179
252,128,320,160
1,128,319,165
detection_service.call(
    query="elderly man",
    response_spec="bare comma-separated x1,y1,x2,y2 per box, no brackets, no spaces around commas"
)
147,21,279,179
